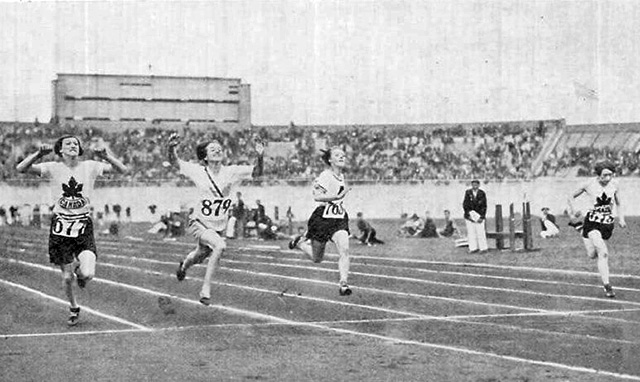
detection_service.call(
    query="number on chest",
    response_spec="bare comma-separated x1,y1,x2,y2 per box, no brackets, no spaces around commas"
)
587,211,614,224
322,203,345,219
201,198,232,217
52,217,87,238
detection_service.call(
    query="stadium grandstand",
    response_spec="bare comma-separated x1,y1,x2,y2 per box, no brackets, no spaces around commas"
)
0,117,557,186
2,73,639,188
538,122,640,177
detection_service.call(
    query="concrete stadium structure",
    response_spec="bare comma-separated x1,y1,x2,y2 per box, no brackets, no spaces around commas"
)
51,73,251,131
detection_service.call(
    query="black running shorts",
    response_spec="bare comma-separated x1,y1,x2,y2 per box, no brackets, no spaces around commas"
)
306,206,350,243
48,215,97,265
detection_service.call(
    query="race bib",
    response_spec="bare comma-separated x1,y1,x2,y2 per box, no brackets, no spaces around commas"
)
51,216,87,238
199,198,232,221
322,202,345,219
587,211,614,225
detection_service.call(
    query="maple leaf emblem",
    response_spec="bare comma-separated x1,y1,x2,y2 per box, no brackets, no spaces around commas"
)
595,192,611,207
62,177,84,198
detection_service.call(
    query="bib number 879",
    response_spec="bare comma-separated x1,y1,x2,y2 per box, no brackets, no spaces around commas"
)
201,199,232,217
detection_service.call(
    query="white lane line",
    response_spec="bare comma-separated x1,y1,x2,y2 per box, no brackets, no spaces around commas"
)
1,328,149,339
251,246,640,280
0,278,151,331
19,239,640,282
83,260,640,345
3,254,640,379
6,247,640,319
224,258,640,308
93,241,640,292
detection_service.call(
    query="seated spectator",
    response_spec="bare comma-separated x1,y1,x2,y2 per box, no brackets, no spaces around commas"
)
540,207,559,238
353,212,385,245
398,214,424,237
438,209,460,238
416,210,439,238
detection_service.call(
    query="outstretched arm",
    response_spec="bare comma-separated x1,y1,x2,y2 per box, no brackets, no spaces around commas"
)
567,184,587,216
16,144,52,175
94,143,128,174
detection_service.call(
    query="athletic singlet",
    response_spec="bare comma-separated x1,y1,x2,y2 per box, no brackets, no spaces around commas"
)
33,160,111,237
582,177,619,225
313,169,347,219
179,160,253,231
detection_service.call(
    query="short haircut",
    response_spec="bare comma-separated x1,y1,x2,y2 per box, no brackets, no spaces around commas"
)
54,135,84,157
196,140,222,161
594,161,616,176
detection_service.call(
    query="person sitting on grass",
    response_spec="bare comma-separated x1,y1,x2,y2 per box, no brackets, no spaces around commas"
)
416,210,439,238
438,209,460,238
539,207,560,238
354,212,385,245
398,213,424,237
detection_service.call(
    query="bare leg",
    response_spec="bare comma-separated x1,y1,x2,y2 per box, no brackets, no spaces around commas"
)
75,250,96,283
198,230,226,300
60,263,77,308
332,230,350,285
588,230,610,285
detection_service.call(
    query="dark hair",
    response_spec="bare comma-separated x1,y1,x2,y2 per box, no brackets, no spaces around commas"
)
196,142,210,161
594,161,616,176
320,149,331,165
320,146,342,166
54,135,83,157
196,140,222,161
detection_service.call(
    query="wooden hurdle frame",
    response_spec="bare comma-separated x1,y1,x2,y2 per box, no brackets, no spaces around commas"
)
486,202,535,251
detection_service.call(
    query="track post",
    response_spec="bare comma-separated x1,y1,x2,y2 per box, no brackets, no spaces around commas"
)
495,204,504,250
509,203,516,251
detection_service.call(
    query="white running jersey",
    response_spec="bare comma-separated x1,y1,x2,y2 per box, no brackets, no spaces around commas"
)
313,169,347,219
581,177,619,224
33,161,111,217
582,177,618,211
179,160,253,231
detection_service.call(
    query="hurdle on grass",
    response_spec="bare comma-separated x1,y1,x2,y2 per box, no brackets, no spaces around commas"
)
486,202,535,251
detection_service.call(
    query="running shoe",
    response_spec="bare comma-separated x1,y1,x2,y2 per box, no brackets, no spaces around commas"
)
199,296,211,306
339,282,352,296
604,284,615,298
288,235,302,250
176,261,186,281
67,307,81,327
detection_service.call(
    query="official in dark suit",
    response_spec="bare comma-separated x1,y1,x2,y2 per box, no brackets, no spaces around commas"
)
462,179,488,253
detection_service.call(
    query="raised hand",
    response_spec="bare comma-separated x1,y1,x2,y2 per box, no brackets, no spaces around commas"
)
38,144,53,157
168,133,181,148
93,142,108,159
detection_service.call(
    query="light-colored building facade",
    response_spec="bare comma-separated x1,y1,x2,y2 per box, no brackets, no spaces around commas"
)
52,73,251,131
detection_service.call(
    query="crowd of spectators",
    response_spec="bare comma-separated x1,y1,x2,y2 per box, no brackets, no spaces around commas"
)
0,120,553,187
541,147,640,177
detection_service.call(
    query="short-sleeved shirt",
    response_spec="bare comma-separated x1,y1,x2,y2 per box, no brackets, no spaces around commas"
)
33,161,111,217
179,161,253,232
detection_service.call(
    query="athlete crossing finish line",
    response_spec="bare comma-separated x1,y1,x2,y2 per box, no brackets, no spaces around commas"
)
16,135,128,326
289,146,353,296
568,161,626,298
167,133,264,305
